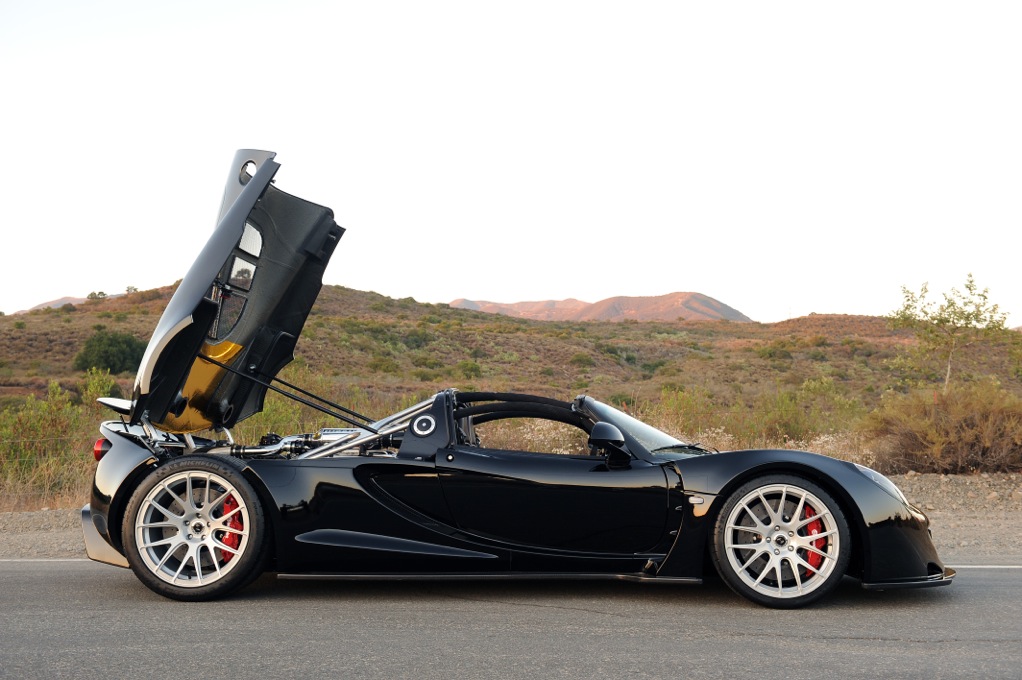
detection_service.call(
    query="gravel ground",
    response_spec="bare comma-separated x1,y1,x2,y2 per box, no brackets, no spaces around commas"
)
2,473,1020,561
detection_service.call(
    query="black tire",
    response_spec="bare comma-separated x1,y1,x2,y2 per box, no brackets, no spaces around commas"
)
711,474,850,608
122,456,268,601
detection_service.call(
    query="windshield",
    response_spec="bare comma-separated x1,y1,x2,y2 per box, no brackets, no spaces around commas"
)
582,399,687,454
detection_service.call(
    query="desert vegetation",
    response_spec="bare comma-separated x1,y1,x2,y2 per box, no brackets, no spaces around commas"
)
1,277,1020,510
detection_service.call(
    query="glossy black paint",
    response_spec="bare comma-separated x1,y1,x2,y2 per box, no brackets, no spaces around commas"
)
86,389,954,596
88,421,157,549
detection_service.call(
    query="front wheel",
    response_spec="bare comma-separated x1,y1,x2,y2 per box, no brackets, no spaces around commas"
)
711,474,850,608
122,456,267,601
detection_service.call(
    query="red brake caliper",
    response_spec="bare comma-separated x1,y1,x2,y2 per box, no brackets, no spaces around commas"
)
803,505,825,570
221,495,242,562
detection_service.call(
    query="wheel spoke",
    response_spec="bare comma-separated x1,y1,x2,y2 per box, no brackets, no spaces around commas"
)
195,545,208,583
797,511,831,531
752,558,774,586
773,562,784,595
217,523,248,537
209,546,224,578
791,493,807,524
208,488,231,512
155,542,183,571
791,552,823,576
738,502,767,528
146,497,182,520
203,473,213,508
801,527,837,542
184,475,196,512
161,482,188,512
171,546,194,582
756,491,778,524
727,540,766,551
739,550,765,571
728,520,763,533
211,536,242,556
801,543,831,562
787,557,804,594
219,504,245,523
141,535,181,550
140,520,177,530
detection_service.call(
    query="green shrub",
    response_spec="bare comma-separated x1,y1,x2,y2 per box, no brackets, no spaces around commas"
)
410,354,443,369
756,340,792,360
569,353,594,368
73,330,146,373
367,355,400,374
863,381,1022,472
457,360,482,379
402,329,433,349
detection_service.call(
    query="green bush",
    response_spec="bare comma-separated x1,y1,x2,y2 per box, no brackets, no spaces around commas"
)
863,381,1022,472
73,330,146,373
367,355,400,374
756,341,792,360
457,360,482,379
569,353,594,368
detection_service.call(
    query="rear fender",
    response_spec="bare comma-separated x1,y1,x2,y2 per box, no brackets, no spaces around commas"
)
90,421,159,551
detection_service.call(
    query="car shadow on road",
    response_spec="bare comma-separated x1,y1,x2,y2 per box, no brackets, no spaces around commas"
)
232,571,955,611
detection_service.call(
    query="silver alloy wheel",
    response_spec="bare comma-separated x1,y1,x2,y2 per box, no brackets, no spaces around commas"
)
722,482,840,600
133,469,250,588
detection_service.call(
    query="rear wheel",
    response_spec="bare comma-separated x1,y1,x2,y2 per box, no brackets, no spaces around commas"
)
122,456,267,601
711,474,849,608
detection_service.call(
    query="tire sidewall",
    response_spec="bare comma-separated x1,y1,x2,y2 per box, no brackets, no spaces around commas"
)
122,456,266,601
711,473,850,608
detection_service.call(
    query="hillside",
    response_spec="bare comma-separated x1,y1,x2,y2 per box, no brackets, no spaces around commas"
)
451,292,752,322
4,283,1019,419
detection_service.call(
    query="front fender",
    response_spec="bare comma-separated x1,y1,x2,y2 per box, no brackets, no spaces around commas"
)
659,449,948,585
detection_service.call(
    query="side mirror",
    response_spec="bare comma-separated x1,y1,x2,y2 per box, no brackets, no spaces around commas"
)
589,422,630,469
588,422,625,449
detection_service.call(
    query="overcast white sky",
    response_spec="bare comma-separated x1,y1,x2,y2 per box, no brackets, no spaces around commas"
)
1,1,1019,323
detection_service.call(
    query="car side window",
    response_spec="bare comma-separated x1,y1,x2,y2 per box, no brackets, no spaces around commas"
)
468,417,591,456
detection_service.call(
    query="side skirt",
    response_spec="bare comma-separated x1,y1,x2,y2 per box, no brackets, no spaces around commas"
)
277,572,702,584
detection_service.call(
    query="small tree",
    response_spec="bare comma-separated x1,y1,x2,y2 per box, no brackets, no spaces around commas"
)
889,274,1007,393
73,330,146,374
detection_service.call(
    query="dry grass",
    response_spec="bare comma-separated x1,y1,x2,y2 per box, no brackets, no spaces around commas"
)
863,381,1022,473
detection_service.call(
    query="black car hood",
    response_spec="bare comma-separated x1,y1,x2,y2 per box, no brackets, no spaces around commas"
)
131,150,343,433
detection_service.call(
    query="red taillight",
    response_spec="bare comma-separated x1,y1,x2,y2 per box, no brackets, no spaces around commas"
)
93,438,111,462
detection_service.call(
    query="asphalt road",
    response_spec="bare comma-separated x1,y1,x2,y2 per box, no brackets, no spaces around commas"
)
0,561,1019,680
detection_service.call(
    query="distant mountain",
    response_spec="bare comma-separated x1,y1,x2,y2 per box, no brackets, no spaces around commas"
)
17,294,123,314
450,292,752,322
21,296,88,313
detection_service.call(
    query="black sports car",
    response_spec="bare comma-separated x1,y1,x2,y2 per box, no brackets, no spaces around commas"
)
82,150,955,608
